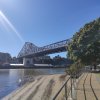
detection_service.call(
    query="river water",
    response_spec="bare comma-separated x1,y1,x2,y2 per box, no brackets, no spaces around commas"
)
0,68,65,99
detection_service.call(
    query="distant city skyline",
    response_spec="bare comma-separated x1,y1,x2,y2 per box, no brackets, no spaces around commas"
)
0,0,100,57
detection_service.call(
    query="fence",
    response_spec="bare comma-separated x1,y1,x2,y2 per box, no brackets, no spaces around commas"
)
52,69,83,100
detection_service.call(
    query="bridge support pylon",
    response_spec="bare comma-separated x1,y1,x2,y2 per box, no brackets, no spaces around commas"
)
23,58,33,66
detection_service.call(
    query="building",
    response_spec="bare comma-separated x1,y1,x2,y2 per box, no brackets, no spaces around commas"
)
53,55,73,66
12,57,19,64
0,52,12,65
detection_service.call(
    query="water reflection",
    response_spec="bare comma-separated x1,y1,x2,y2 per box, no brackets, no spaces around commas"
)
0,68,65,99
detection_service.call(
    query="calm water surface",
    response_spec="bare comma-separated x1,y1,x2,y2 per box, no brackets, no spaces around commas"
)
0,68,65,99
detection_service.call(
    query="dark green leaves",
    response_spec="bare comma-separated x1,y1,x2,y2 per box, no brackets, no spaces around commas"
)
67,17,100,65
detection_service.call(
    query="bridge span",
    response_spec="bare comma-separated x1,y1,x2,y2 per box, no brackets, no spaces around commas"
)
17,39,71,66
17,39,71,58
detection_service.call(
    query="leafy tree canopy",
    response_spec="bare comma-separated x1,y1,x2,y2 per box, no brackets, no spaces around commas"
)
68,18,100,65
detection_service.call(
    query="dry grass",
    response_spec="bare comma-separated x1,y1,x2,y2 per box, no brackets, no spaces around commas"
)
59,74,67,81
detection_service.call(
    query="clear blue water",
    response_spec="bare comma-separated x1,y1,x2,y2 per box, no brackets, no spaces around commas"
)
0,68,65,99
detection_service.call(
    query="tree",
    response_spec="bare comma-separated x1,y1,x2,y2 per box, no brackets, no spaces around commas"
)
67,18,100,67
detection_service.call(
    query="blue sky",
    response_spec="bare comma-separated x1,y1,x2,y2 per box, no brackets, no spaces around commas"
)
0,0,100,57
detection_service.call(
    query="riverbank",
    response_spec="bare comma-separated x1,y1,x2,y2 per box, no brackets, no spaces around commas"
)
2,74,69,100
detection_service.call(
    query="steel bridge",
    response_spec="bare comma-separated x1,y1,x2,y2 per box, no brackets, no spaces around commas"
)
17,39,71,58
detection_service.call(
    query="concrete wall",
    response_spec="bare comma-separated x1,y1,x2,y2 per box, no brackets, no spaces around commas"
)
23,58,33,66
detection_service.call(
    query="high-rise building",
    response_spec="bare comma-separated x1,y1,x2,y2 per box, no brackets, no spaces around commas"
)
0,52,12,65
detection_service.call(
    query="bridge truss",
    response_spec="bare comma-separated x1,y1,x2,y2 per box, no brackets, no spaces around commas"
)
17,39,71,58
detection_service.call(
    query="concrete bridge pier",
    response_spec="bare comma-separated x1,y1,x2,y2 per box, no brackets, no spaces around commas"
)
23,58,33,66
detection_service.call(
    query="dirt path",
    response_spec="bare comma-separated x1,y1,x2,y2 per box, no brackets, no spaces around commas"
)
77,74,87,100
91,73,100,99
77,73,100,100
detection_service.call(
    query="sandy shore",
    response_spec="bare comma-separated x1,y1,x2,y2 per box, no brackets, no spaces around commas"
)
2,74,70,100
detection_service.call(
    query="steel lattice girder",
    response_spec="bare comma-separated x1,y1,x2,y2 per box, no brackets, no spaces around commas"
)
17,39,71,58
